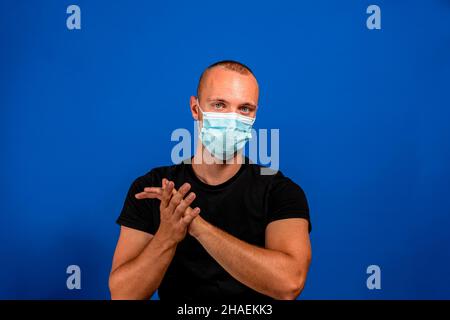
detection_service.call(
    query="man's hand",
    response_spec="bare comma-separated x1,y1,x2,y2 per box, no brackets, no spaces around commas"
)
135,179,200,245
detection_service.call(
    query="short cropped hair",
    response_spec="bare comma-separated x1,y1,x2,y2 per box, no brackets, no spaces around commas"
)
196,60,255,99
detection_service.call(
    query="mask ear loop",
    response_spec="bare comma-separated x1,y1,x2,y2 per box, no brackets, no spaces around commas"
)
196,98,203,134
196,98,204,116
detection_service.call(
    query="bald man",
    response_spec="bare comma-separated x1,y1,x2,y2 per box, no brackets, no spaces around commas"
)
109,60,312,301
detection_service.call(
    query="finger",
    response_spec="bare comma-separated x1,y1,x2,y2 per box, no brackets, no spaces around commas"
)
182,207,201,226
173,192,196,220
167,183,191,214
144,187,163,194
135,190,162,200
161,180,174,209
162,178,168,188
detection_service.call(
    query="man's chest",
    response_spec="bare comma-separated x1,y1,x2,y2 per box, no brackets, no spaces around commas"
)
192,186,269,245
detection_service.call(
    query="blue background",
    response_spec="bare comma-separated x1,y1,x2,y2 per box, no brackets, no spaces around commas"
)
1,0,449,299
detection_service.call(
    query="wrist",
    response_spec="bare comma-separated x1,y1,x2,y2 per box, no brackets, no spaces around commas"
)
153,229,178,250
189,215,209,240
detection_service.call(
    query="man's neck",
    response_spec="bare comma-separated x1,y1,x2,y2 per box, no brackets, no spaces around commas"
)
192,146,243,186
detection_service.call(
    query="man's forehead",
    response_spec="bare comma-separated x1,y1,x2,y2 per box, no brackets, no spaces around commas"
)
201,68,259,103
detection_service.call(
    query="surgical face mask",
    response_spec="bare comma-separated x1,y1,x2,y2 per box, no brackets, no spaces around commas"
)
197,101,255,161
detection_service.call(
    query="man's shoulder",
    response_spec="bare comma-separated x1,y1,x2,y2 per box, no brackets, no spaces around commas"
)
245,163,305,192
245,162,285,181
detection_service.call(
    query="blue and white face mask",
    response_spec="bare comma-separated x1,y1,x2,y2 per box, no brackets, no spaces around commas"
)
197,101,255,161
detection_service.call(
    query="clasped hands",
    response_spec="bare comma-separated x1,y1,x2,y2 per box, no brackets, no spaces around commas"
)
134,178,204,244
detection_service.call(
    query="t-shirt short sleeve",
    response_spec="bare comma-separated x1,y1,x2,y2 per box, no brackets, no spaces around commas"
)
116,174,158,235
267,171,311,233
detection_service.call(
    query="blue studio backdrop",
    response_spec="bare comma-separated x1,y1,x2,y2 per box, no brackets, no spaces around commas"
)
1,0,450,299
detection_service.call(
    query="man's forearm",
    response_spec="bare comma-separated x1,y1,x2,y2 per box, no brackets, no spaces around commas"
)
109,232,177,300
192,218,307,300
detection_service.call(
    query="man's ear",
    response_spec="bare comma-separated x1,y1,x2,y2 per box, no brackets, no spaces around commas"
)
190,95,200,121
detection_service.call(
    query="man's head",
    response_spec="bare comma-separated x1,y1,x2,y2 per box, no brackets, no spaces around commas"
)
190,60,259,121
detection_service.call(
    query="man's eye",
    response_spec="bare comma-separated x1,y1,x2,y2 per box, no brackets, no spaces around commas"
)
214,103,224,109
240,106,250,113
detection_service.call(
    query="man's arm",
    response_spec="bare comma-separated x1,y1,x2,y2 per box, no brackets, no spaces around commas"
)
140,184,312,300
109,180,200,299
189,216,312,300
109,226,176,300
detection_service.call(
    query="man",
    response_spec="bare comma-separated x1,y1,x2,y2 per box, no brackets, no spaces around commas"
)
109,60,312,300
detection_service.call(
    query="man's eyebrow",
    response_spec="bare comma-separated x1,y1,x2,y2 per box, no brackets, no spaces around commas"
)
206,98,229,103
240,102,257,109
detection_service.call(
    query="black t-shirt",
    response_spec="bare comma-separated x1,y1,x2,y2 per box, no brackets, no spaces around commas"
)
116,158,310,301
